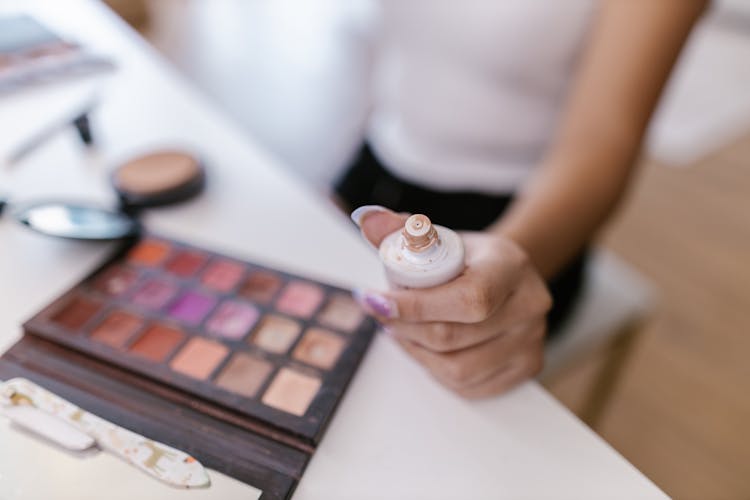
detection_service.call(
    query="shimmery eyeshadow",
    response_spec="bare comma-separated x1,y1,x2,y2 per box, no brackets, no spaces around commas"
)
238,271,282,304
93,266,138,296
168,291,216,325
165,250,207,277
170,337,228,380
262,368,321,416
292,328,346,370
131,279,177,310
275,281,324,318
51,297,101,330
127,240,171,267
206,300,260,340
201,260,244,292
90,310,142,348
250,315,301,354
316,294,364,333
129,324,184,362
215,353,272,397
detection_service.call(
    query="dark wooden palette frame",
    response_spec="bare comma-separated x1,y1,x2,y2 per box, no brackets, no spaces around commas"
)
0,233,377,499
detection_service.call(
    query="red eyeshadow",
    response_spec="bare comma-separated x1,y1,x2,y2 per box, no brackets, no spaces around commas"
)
129,324,185,362
239,271,282,304
165,250,207,277
51,297,102,330
127,240,171,267
90,310,143,348
201,260,244,292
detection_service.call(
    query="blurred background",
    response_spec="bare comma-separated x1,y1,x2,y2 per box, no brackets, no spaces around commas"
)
5,0,749,498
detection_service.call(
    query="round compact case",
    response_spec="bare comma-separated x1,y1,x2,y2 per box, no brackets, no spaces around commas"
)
111,150,205,210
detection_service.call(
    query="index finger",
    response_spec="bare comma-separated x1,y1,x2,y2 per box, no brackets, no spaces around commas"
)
355,263,520,323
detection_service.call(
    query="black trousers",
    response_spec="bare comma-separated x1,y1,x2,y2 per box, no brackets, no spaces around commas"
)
335,144,586,336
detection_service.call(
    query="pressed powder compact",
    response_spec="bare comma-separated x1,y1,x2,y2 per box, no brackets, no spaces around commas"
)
12,149,205,240
112,150,205,209
0,233,377,499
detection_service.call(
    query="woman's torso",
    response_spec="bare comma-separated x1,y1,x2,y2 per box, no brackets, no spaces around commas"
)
367,0,598,194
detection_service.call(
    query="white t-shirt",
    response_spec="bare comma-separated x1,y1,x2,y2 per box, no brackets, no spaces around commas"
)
367,0,598,195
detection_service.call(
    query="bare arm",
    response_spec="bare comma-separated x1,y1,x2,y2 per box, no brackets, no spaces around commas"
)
494,0,708,278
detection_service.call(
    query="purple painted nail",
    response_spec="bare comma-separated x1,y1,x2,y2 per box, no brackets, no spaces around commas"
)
352,289,399,319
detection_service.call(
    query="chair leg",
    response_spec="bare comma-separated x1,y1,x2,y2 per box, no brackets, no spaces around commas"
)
579,320,644,428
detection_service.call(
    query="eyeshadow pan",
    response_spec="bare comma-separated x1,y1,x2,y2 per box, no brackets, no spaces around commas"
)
215,353,273,397
262,368,321,416
165,250,207,277
293,328,346,370
206,300,260,340
131,279,177,310
93,266,138,296
129,324,185,362
317,294,364,333
170,337,228,380
90,310,142,348
51,297,101,330
275,281,324,318
239,271,282,304
251,315,301,354
127,240,170,267
201,259,244,292
168,291,216,325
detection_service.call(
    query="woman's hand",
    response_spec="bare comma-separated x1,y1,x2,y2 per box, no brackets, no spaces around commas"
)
352,207,552,398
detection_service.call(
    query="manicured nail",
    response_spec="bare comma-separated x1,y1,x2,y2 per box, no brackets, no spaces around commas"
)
352,288,399,319
350,205,388,227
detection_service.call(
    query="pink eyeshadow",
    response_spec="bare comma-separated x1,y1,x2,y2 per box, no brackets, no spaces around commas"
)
168,290,216,325
206,300,260,340
275,281,324,318
131,279,177,310
93,266,138,296
201,260,245,292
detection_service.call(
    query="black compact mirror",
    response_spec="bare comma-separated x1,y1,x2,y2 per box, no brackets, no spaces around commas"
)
13,202,140,240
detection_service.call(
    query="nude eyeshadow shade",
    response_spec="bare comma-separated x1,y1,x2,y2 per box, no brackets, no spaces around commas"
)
239,271,282,304
90,310,142,348
262,368,322,417
129,324,184,362
275,281,324,318
316,294,364,333
201,259,245,292
51,297,102,330
165,250,207,277
127,240,171,267
215,353,273,397
170,337,228,380
206,300,259,340
251,315,301,354
292,328,345,370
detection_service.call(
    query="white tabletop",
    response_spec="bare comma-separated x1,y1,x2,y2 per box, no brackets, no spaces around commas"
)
0,1,667,499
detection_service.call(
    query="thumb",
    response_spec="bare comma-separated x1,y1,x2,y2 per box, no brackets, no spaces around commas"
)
351,205,408,248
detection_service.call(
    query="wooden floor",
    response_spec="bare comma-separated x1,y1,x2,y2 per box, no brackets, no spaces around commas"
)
120,2,750,498
546,137,750,500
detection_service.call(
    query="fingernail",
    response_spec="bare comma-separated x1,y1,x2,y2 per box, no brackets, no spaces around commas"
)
350,205,388,227
352,288,399,319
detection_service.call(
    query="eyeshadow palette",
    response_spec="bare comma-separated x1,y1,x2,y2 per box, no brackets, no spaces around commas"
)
1,233,378,498
22,235,375,444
